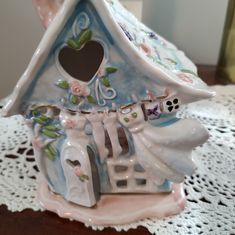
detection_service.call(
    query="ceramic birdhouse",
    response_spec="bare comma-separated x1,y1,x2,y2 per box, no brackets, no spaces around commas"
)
2,0,215,226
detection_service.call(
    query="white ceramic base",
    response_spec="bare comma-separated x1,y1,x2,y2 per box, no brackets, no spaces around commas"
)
37,177,186,226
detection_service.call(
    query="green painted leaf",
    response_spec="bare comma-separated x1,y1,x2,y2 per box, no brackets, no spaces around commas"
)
79,174,89,182
44,147,56,161
40,115,50,122
47,144,57,156
32,110,40,117
79,177,85,182
166,58,177,65
42,129,60,138
33,117,47,125
67,38,79,49
70,95,79,105
44,125,61,131
76,29,92,49
106,67,118,74
180,69,197,76
101,77,110,87
33,115,50,125
87,95,96,104
56,80,69,89
82,174,89,180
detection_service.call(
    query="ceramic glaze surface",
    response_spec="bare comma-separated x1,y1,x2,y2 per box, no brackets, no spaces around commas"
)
118,104,208,183
2,0,214,224
33,0,63,28
38,177,186,226
59,111,99,207
105,0,206,88
21,1,157,112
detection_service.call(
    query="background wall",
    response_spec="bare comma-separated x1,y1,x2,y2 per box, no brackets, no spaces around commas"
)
0,0,44,99
121,0,143,20
0,0,228,99
142,0,228,65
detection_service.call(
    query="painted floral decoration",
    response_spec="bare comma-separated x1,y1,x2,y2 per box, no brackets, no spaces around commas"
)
57,24,118,106
30,108,63,161
70,80,90,97
63,119,77,129
56,79,96,105
176,72,194,84
97,65,118,88
139,43,151,55
74,166,90,182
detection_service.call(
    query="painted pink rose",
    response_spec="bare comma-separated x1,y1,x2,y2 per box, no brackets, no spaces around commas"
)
32,137,44,151
64,119,76,129
70,80,90,97
74,166,83,177
140,43,151,54
177,73,193,84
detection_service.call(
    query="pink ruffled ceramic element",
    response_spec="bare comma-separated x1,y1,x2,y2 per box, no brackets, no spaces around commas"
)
33,0,63,28
70,80,90,97
37,177,186,226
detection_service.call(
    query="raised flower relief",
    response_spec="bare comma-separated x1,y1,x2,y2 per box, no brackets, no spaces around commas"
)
70,80,90,97
97,62,118,88
56,12,119,107
29,108,62,161
56,79,96,105
94,63,118,106
74,166,90,182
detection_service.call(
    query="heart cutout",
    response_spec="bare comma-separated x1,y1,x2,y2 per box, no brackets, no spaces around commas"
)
58,41,104,82
66,159,81,168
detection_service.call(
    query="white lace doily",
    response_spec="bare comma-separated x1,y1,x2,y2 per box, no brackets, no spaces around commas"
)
0,85,235,234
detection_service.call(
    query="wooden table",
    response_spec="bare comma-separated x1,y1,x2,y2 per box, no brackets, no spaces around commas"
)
0,66,226,235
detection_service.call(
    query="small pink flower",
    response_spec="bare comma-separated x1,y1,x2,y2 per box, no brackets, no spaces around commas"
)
32,137,44,151
64,119,76,129
140,43,151,54
97,66,106,78
70,80,90,97
177,73,193,84
74,166,83,177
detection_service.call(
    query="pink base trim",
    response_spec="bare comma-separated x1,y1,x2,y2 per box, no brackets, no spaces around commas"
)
37,178,186,226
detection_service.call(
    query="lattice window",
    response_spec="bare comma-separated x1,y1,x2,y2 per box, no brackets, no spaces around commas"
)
107,155,160,193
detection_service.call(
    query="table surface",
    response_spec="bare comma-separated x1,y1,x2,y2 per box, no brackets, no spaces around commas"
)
0,65,226,235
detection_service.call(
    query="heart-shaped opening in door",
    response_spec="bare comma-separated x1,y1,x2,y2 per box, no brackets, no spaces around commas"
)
58,41,104,83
